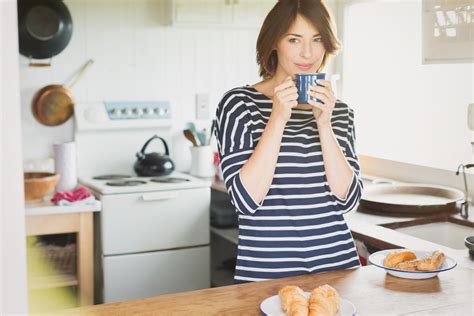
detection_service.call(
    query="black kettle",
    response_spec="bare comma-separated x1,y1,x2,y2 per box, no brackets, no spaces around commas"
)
134,135,175,176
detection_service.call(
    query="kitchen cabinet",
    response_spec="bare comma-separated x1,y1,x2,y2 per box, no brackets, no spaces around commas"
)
166,0,275,27
25,202,100,309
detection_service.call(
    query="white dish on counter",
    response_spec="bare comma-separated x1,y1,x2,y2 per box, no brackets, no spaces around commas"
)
368,249,457,279
260,292,356,316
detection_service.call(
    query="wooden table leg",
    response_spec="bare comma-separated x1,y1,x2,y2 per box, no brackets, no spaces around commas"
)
78,212,94,305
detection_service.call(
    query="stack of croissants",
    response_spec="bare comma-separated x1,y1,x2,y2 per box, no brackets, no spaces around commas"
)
279,284,340,316
383,250,445,271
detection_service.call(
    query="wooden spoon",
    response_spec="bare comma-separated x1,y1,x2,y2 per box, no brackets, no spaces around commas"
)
183,129,198,146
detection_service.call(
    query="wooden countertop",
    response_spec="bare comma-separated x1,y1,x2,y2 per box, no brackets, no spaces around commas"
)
63,265,473,315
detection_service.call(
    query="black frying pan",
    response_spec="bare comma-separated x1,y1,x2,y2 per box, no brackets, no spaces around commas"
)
17,0,73,60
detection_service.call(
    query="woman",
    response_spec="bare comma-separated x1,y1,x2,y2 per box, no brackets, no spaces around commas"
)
215,0,363,283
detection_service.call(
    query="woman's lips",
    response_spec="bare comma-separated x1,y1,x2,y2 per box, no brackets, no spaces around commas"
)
295,63,313,71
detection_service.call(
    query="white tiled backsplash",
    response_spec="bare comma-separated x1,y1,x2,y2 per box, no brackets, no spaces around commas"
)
19,0,264,167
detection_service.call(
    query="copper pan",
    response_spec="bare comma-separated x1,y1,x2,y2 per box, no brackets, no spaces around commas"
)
32,59,94,126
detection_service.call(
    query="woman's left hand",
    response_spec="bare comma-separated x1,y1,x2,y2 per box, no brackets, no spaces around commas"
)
308,80,336,127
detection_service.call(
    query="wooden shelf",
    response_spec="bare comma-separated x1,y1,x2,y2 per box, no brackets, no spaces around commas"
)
29,273,78,290
25,211,94,306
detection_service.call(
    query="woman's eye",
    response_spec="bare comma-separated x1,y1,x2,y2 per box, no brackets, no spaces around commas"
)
314,37,322,42
289,38,299,44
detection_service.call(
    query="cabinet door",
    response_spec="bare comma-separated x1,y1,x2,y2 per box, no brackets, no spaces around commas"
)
232,0,275,27
100,188,210,255
103,246,210,303
173,0,233,25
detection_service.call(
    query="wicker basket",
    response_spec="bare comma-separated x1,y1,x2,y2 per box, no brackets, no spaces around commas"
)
29,242,77,276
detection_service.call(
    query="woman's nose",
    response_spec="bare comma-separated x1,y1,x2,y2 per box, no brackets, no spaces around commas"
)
300,43,312,59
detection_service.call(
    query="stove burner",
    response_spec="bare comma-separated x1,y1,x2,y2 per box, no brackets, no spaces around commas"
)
106,180,147,187
94,174,132,180
150,177,190,184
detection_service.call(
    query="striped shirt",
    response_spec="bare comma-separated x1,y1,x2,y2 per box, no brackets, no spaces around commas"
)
215,86,363,283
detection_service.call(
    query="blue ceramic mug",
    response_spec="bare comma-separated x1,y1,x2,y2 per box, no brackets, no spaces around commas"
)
295,73,326,104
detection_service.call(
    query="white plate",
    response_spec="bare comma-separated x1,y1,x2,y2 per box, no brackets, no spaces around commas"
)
368,249,457,279
260,292,356,316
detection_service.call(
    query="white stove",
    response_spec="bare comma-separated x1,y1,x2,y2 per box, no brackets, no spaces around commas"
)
74,101,211,304
80,172,210,195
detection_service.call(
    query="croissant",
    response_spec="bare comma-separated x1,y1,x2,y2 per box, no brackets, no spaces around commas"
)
394,259,418,271
308,284,340,316
416,251,445,271
279,286,308,316
384,250,417,268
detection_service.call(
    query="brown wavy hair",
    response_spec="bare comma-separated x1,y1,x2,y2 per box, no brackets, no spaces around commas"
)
256,0,341,79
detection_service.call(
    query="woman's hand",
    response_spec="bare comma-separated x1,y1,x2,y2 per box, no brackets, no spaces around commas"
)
271,76,298,124
308,79,337,127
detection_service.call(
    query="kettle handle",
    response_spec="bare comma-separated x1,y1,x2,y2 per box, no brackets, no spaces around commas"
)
139,135,170,156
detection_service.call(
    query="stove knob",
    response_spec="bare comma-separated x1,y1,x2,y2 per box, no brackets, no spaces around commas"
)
122,108,132,116
111,108,121,116
133,108,143,115
153,108,160,114
145,107,153,115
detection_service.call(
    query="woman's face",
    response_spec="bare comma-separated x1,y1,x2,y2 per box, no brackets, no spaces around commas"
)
275,14,326,79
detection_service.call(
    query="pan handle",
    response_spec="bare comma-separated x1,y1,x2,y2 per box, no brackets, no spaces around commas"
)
66,59,94,88
28,57,52,67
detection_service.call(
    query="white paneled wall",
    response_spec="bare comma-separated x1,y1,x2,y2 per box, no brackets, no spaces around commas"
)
19,0,263,166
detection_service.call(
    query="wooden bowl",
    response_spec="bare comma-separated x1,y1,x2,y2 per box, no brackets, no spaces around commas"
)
24,172,60,203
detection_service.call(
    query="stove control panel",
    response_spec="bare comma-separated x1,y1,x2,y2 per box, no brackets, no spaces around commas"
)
75,101,173,131
105,101,171,120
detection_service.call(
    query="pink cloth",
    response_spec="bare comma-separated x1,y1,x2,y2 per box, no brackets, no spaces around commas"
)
51,186,92,203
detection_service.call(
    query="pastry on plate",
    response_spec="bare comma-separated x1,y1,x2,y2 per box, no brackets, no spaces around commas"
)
383,250,417,268
309,284,340,316
385,250,446,271
279,285,308,316
278,284,340,316
416,251,445,271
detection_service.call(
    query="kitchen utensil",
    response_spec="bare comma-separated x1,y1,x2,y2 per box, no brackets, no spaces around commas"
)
196,131,207,146
183,129,198,147
208,119,216,145
32,59,94,126
134,135,175,176
186,122,198,133
359,183,464,216
368,249,457,280
18,0,73,63
24,172,60,203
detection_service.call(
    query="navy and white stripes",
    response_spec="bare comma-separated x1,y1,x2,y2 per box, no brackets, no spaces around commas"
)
215,86,363,283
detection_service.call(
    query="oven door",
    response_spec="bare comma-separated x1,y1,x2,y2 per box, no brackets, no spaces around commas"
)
100,187,210,255
102,245,210,303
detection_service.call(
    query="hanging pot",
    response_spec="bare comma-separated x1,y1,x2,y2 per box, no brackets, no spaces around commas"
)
18,0,73,64
134,135,175,177
31,59,93,126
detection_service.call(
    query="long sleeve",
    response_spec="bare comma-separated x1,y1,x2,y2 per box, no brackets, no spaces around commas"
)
331,108,364,214
215,91,263,216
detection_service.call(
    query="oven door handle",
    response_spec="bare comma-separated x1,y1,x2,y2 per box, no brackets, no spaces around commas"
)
141,191,179,201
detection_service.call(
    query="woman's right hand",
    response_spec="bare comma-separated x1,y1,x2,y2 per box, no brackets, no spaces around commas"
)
271,76,298,123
